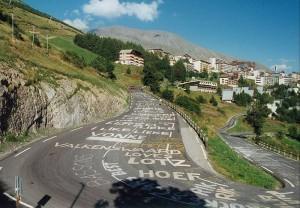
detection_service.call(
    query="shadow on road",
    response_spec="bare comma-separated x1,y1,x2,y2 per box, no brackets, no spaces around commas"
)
70,182,85,208
0,179,16,208
95,178,206,208
35,194,51,208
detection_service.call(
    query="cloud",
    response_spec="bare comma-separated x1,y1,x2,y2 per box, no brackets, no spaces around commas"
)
82,0,163,22
270,64,291,71
63,18,89,30
72,9,80,16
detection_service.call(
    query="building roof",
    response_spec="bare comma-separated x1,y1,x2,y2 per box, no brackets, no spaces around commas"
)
200,60,210,64
233,87,254,96
120,49,143,57
222,89,234,101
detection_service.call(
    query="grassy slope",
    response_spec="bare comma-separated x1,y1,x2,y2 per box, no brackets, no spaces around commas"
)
49,36,98,64
228,117,253,133
0,2,124,96
114,64,143,88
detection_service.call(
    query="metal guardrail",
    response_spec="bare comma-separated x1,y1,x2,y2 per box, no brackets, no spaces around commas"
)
145,91,208,148
258,141,299,161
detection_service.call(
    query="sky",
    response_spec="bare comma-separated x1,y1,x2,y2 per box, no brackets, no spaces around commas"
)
24,0,300,73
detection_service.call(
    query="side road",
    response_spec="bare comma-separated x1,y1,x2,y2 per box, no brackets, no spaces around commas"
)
219,116,300,193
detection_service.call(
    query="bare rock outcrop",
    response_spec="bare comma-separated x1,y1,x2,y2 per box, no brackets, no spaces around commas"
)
0,62,127,136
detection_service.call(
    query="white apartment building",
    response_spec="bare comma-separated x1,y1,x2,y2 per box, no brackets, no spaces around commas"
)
118,49,144,67
279,77,293,86
193,60,202,72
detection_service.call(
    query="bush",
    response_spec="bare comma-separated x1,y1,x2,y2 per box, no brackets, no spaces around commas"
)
175,95,201,115
91,56,107,73
161,89,174,102
63,51,86,68
210,96,218,106
126,67,131,75
217,107,226,115
234,92,252,106
276,130,285,140
150,81,160,93
196,95,206,103
34,35,41,47
185,85,190,94
288,126,300,142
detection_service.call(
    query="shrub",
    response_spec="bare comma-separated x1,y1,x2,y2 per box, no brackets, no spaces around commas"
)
63,51,86,68
175,95,201,115
126,67,131,75
196,95,206,104
185,85,190,94
217,107,226,115
210,96,218,106
34,35,41,47
91,56,107,73
150,81,160,93
161,89,174,102
233,92,252,106
288,125,300,142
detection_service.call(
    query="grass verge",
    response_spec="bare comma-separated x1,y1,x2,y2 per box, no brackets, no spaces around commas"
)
208,136,281,189
228,117,253,133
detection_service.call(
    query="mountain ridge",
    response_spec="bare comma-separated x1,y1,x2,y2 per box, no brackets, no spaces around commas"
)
92,25,269,71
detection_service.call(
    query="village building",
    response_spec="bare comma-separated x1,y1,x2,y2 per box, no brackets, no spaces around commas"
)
118,49,144,67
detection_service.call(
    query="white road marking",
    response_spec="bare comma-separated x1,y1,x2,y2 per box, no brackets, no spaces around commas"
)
284,178,295,188
103,142,120,158
165,143,170,152
87,137,142,144
70,127,83,132
14,147,31,158
261,166,273,173
91,126,97,131
208,163,214,172
197,178,228,187
195,136,200,144
43,136,57,143
0,166,2,171
200,145,207,160
4,192,34,208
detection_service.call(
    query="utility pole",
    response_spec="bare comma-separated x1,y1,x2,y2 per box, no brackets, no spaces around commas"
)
11,13,14,42
29,26,39,48
46,34,49,54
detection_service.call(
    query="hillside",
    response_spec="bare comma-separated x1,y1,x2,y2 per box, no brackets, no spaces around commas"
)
0,1,127,141
93,26,269,71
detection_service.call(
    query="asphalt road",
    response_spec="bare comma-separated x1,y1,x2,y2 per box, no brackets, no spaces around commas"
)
0,91,299,208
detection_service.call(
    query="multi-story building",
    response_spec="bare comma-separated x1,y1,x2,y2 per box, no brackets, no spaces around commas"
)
200,60,210,72
219,74,238,87
291,72,300,83
192,60,202,72
148,48,171,59
279,77,293,86
118,49,144,67
178,79,218,93
219,75,229,85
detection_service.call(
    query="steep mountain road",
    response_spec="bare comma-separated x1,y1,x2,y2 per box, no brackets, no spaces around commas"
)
0,92,299,208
